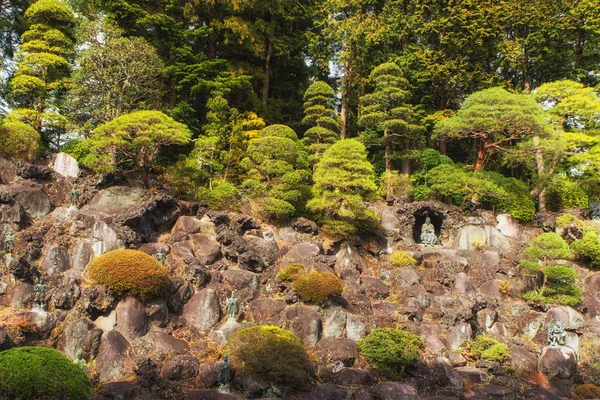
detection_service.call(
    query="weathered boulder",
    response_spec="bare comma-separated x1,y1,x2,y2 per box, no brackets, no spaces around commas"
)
161,355,200,381
282,305,321,346
52,153,79,178
538,346,577,378
71,240,93,272
197,362,219,389
84,186,148,216
61,318,101,361
584,273,600,318
299,384,350,400
335,245,364,282
250,298,286,324
361,276,390,300
510,345,538,377
91,220,122,257
115,297,148,341
322,308,347,338
371,382,419,400
4,183,51,218
172,216,202,236
96,330,135,382
346,314,366,341
11,283,35,309
457,225,509,250
496,214,520,237
453,272,475,294
182,288,222,332
314,337,358,367
479,279,502,298
40,245,70,277
282,242,321,267
222,269,258,291
189,233,222,265
455,367,489,384
447,322,472,351
145,299,169,328
291,217,318,234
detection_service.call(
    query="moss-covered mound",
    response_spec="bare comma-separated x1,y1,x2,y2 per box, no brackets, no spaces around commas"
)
292,270,343,304
87,249,170,301
358,328,424,378
0,346,92,400
226,326,310,393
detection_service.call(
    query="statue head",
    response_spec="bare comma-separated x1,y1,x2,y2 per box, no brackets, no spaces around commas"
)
223,354,229,363
425,216,431,224
231,291,236,299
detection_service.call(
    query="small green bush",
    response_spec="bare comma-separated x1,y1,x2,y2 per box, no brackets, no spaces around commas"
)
522,264,582,306
465,335,510,363
519,259,541,272
226,326,310,393
277,264,305,282
556,213,582,228
61,139,92,163
293,270,343,304
572,228,600,268
411,185,431,201
547,178,589,211
358,328,424,378
255,197,296,222
379,171,412,201
87,249,170,301
390,251,417,268
523,232,572,261
206,182,240,210
0,346,92,400
0,119,40,160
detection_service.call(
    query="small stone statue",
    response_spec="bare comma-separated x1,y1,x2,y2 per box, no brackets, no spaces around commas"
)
218,354,233,393
0,192,11,204
74,349,86,368
4,231,15,253
154,249,166,264
548,320,566,348
70,186,80,207
420,216,438,246
227,291,238,321
34,276,46,310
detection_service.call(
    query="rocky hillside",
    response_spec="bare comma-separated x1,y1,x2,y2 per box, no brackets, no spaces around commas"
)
1,153,600,400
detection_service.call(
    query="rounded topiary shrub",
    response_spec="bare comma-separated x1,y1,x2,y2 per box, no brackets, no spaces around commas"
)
87,249,170,301
357,328,424,378
0,346,92,400
390,251,417,268
226,326,310,393
464,335,510,363
523,232,572,261
293,270,343,304
276,263,305,282
572,384,600,400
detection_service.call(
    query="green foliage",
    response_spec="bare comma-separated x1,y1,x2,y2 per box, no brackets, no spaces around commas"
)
308,139,379,237
556,214,583,228
292,270,343,304
302,81,339,163
390,251,417,268
572,228,600,268
412,185,431,201
465,335,511,363
0,346,92,400
523,264,582,306
86,110,191,188
546,178,589,211
60,138,91,163
379,171,412,202
200,182,240,210
254,197,296,222
519,259,541,272
523,232,572,261
87,249,170,301
357,328,424,378
276,264,305,283
225,326,310,393
0,117,40,159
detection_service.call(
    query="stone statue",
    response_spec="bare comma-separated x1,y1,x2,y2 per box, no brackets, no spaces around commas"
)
0,192,11,204
548,320,566,348
227,291,238,321
4,231,15,253
154,249,166,264
590,199,600,221
34,275,46,310
74,349,86,368
218,354,233,393
70,186,80,207
420,216,438,246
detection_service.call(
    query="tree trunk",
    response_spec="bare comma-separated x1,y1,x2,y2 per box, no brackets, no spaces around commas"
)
475,138,487,171
402,139,411,175
262,40,273,106
533,136,546,212
339,62,352,139
439,138,446,155
384,129,392,201
139,166,150,189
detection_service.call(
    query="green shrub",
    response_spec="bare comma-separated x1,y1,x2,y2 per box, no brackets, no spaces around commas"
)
293,270,343,304
87,249,170,301
556,213,583,228
61,139,92,163
411,185,431,201
390,251,417,268
572,228,600,268
547,178,589,211
523,232,572,261
358,328,424,378
226,326,310,393
379,171,412,201
519,259,541,272
0,119,40,160
0,346,92,400
255,197,296,221
522,264,582,306
464,335,511,363
206,182,240,210
277,264,305,282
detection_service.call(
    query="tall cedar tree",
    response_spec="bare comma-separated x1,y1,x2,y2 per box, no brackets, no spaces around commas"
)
359,62,422,183
8,0,75,144
87,110,191,188
435,87,553,171
302,81,339,165
308,139,378,237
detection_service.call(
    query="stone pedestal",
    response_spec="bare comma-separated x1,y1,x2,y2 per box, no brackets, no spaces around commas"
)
209,319,251,345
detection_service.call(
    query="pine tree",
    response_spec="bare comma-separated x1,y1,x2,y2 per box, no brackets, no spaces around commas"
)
8,0,75,145
359,62,423,185
302,81,339,165
308,139,379,237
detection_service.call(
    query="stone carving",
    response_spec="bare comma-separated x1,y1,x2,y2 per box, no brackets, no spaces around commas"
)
34,275,47,310
548,320,566,348
420,216,438,246
154,249,166,264
218,354,233,393
70,186,80,207
227,291,238,321
590,199,600,221
4,231,15,253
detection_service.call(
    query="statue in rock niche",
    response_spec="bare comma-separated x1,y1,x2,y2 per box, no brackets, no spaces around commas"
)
227,291,238,321
154,249,166,264
420,216,438,246
34,275,47,310
4,231,15,254
548,320,566,348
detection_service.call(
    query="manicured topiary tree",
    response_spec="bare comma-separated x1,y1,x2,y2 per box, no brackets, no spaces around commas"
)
523,265,582,307
0,117,40,159
308,139,379,237
85,110,192,188
292,270,343,304
241,124,311,221
87,249,170,301
572,228,600,268
523,232,572,261
0,346,92,400
302,81,339,163
357,328,424,378
461,335,511,363
225,326,310,393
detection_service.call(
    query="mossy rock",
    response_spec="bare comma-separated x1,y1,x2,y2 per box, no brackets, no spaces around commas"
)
292,270,343,304
87,249,170,301
225,326,310,393
0,346,92,400
390,251,417,268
